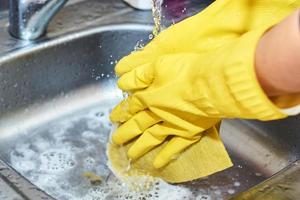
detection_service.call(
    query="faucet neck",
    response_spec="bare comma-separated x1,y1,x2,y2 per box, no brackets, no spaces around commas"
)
9,0,68,40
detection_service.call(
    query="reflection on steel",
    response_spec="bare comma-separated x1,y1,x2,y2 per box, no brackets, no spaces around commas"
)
9,0,68,40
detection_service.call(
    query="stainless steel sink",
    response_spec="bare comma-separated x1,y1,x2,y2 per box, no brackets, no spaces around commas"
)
0,23,299,200
0,0,299,199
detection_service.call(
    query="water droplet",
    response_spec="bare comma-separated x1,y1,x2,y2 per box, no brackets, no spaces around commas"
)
227,189,235,194
255,172,262,177
234,182,241,187
149,34,154,40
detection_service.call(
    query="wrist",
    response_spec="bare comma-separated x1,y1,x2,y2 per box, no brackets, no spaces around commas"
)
255,9,300,97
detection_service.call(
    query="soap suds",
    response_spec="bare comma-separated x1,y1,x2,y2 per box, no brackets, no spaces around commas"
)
9,107,212,200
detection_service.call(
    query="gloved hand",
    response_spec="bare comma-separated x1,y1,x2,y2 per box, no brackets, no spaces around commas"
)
113,0,300,77
110,0,299,169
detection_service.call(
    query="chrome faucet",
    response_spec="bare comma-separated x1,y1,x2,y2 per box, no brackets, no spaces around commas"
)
9,0,68,40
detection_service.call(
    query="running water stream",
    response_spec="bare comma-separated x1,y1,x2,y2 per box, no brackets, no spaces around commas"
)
152,0,163,36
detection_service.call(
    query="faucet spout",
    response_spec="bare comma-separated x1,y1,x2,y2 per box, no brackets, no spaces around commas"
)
9,0,68,40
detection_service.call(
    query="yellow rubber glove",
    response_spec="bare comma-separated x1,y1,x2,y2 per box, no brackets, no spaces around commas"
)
108,126,233,183
114,0,300,77
111,0,300,169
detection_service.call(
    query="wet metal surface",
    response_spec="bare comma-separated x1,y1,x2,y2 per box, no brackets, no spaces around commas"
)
0,0,299,199
0,24,299,199
9,0,68,40
233,161,300,200
0,172,25,200
0,160,54,200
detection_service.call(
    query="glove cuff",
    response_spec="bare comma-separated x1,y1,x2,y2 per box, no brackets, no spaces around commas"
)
224,28,287,121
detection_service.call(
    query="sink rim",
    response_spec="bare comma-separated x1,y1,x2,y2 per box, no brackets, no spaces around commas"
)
0,24,153,65
0,22,299,200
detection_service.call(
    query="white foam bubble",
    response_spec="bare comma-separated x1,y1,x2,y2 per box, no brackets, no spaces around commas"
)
82,130,99,139
13,160,36,171
87,119,101,130
39,149,76,173
83,157,96,169
76,177,194,200
9,107,214,200
196,195,211,200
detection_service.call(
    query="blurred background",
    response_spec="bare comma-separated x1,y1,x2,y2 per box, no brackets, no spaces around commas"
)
0,0,8,11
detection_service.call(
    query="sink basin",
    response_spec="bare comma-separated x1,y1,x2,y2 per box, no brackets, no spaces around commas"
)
0,24,299,200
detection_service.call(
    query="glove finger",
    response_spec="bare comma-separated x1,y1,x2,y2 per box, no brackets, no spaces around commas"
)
153,135,201,169
110,95,146,123
115,51,154,76
127,123,200,160
112,110,161,145
127,124,173,160
150,107,221,133
117,62,154,91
